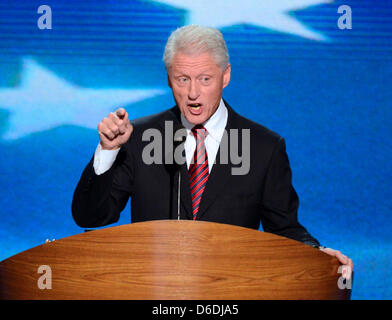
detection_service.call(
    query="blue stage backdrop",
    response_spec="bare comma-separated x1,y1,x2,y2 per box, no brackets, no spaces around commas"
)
0,0,391,299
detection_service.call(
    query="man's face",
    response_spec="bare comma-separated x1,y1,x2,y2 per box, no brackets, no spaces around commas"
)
167,51,231,125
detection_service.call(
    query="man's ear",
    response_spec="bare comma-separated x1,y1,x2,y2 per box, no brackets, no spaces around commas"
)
222,64,231,89
167,75,172,88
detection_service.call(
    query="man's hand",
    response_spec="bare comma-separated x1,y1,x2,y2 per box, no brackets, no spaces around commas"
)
320,247,353,280
98,108,133,150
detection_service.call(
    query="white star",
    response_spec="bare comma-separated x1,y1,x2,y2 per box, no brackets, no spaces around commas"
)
155,0,333,41
0,58,166,140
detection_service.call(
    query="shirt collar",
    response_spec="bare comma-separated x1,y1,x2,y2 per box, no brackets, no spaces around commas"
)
180,99,228,142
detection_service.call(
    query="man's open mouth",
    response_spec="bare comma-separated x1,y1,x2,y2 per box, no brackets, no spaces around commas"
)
189,103,202,110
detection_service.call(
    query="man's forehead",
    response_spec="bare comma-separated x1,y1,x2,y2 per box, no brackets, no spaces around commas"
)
170,51,220,71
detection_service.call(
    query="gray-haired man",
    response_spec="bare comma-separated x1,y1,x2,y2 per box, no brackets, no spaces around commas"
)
72,25,353,279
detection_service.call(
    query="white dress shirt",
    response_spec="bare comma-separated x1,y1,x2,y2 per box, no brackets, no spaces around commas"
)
93,99,228,175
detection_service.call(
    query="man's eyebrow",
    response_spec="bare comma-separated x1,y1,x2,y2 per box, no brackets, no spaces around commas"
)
173,70,213,77
173,73,189,78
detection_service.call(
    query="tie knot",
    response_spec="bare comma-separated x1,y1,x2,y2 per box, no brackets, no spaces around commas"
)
191,125,208,141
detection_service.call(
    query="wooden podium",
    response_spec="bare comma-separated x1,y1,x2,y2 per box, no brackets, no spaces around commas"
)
0,220,350,300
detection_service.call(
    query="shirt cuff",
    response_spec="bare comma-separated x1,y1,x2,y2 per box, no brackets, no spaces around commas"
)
93,143,120,175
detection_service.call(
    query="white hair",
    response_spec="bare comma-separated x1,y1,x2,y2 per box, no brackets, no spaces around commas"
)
163,25,230,71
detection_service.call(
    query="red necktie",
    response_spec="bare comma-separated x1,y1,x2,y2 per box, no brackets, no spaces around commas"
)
188,125,209,220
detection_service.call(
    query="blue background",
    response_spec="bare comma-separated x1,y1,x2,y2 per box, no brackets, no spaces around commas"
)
0,0,391,299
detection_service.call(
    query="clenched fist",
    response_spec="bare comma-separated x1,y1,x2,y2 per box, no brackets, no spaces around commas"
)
98,108,133,150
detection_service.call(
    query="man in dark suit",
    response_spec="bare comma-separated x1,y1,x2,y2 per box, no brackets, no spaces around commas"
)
72,25,353,278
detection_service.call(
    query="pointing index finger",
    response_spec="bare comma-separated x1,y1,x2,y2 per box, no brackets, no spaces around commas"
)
115,108,126,119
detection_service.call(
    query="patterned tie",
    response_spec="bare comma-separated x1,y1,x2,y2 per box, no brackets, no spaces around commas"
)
188,125,209,220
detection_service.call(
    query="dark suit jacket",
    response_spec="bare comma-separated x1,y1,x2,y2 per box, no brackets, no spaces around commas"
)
72,100,320,247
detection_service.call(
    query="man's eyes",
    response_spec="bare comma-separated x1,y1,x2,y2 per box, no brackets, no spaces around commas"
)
175,76,211,84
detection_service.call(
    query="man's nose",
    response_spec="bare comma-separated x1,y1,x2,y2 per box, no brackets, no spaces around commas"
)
188,80,200,100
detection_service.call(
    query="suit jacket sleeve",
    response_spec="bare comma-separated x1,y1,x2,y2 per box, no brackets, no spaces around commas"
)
71,144,134,228
260,137,321,247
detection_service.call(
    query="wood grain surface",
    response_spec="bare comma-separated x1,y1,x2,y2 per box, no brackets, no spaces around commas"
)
0,220,350,299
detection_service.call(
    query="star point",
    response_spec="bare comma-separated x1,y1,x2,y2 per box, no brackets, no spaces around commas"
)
0,58,166,140
155,0,333,41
